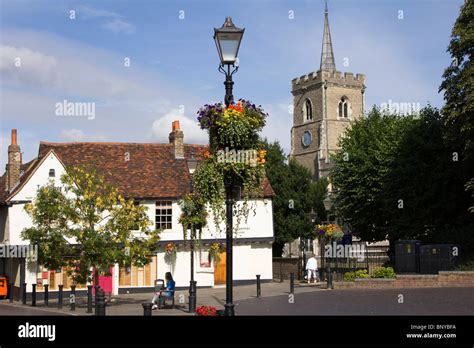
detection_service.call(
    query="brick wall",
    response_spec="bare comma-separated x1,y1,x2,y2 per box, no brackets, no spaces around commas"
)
334,271,474,289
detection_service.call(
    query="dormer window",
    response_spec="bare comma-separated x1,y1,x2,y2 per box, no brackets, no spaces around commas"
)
49,169,55,178
338,97,350,118
302,98,313,121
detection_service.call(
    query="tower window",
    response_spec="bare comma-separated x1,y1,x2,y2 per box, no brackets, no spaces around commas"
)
303,99,313,121
49,169,55,178
338,97,350,118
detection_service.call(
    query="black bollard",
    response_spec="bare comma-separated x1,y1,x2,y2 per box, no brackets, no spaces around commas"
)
189,280,197,313
9,283,14,303
326,264,333,290
22,283,27,305
96,289,106,316
31,284,36,307
256,275,261,298
44,284,49,306
142,302,153,316
87,285,93,313
70,285,76,311
58,285,63,309
290,272,295,294
94,285,99,315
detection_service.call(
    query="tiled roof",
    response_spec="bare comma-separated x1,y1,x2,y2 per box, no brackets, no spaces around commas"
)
1,142,274,203
0,159,38,203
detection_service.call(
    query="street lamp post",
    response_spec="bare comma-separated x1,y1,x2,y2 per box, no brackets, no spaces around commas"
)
214,17,244,316
187,154,199,313
323,195,334,289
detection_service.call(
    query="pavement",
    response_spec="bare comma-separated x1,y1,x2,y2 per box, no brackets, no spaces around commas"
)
0,281,473,316
0,280,323,316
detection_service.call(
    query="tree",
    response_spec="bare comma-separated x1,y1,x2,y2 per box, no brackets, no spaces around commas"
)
261,139,327,256
332,107,474,253
22,166,160,285
331,108,410,243
439,0,474,213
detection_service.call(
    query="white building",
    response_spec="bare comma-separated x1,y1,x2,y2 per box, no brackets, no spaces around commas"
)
0,123,274,298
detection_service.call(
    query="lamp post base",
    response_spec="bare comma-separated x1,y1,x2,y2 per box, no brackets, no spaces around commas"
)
224,303,235,316
188,280,197,313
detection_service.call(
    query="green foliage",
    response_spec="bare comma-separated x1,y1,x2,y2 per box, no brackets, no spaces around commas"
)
193,100,268,234
372,267,396,279
178,192,208,241
332,107,474,252
343,269,369,281
456,260,474,271
439,0,474,214
262,139,327,255
22,166,160,284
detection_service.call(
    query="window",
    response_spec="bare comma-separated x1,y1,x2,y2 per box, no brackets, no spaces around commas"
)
199,249,211,268
155,201,173,230
338,97,350,118
49,169,55,177
303,98,313,121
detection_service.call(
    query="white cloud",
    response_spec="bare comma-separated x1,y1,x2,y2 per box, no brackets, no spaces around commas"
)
60,129,106,142
0,45,57,87
101,19,135,34
151,109,207,145
76,5,135,34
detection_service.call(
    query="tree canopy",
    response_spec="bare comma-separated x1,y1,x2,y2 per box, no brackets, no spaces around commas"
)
332,107,474,253
22,166,161,284
262,139,327,256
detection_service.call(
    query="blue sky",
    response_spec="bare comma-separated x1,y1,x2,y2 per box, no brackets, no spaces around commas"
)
0,0,464,169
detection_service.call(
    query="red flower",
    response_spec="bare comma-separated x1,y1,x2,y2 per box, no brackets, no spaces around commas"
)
195,305,218,316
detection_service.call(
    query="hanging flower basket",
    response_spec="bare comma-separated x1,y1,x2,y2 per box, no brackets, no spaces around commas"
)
193,99,268,233
208,242,224,265
315,223,344,242
164,243,177,265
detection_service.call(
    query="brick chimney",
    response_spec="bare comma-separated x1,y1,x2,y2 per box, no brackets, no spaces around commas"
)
169,120,184,159
5,129,22,192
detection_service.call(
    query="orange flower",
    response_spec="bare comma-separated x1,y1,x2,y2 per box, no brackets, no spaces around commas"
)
227,101,243,113
203,150,211,159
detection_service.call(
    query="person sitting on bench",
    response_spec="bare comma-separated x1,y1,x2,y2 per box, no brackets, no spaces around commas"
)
152,272,175,310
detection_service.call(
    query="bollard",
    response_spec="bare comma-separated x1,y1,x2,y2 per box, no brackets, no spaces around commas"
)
290,272,295,294
96,289,106,316
326,264,333,290
9,283,14,303
22,283,27,305
44,284,49,306
256,275,261,298
58,285,63,309
142,302,153,316
94,285,99,315
188,281,197,314
87,285,93,313
31,284,36,307
70,285,76,311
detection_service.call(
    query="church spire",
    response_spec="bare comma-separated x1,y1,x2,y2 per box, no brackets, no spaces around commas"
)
320,0,336,72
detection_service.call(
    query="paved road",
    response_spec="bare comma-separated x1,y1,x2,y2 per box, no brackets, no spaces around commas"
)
0,302,70,316
234,287,474,315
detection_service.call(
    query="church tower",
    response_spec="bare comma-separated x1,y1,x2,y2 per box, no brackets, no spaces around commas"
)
290,2,366,181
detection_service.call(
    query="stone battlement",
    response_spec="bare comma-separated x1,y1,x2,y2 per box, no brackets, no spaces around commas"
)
292,70,365,89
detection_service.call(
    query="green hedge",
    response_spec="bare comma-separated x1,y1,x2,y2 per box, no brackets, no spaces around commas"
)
372,267,396,278
344,267,396,281
343,269,370,281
